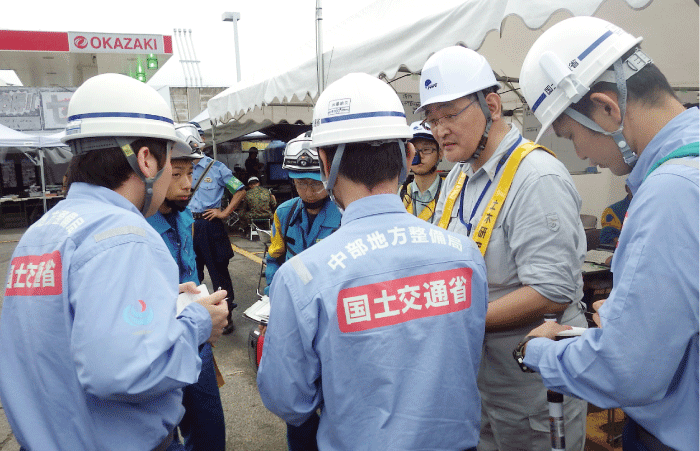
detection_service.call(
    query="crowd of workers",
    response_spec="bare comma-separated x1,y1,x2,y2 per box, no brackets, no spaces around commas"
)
0,16,697,451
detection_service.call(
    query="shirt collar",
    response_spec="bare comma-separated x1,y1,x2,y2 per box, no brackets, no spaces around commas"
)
626,107,700,193
341,194,405,226
67,182,142,216
466,125,522,181
411,174,442,197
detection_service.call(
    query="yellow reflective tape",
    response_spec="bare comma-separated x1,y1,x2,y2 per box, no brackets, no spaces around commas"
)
121,144,134,157
402,193,411,212
417,199,437,222
438,142,555,256
267,211,286,259
404,192,437,222
437,171,467,230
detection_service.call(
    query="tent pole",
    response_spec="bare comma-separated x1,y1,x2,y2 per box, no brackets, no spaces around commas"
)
40,150,47,214
316,0,325,94
212,122,217,160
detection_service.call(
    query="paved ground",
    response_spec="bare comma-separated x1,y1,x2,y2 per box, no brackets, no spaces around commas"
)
0,227,288,451
0,225,621,451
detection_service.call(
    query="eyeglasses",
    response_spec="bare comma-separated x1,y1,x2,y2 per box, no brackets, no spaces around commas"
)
421,99,477,131
293,179,325,192
414,146,438,156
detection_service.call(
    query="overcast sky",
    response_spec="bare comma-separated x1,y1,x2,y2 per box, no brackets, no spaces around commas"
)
4,0,379,88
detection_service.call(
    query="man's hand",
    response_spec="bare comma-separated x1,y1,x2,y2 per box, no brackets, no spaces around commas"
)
178,281,200,294
196,290,229,344
203,208,226,221
527,321,572,341
592,299,606,328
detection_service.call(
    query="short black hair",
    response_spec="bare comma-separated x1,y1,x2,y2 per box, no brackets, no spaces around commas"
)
67,138,168,190
571,46,678,116
323,141,405,190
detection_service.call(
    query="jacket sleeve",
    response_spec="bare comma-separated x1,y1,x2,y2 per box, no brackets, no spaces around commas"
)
257,264,322,425
69,237,210,402
525,172,699,407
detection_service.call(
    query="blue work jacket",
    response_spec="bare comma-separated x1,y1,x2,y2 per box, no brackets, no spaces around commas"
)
0,183,211,451
257,194,489,450
525,108,700,451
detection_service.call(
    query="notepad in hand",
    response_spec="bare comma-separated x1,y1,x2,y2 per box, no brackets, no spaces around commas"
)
177,284,210,316
556,326,587,338
585,249,613,265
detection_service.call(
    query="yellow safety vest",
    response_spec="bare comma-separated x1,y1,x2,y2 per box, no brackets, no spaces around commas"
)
437,141,555,256
402,176,444,222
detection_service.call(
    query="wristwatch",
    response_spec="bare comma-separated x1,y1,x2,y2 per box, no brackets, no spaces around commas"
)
513,335,537,373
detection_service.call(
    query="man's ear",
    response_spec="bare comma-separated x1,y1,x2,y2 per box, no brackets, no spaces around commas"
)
318,148,331,178
136,146,159,178
405,142,416,168
589,91,623,132
485,91,502,121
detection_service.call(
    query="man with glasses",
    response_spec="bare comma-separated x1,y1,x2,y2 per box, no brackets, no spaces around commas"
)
400,121,445,222
418,47,588,450
264,131,341,451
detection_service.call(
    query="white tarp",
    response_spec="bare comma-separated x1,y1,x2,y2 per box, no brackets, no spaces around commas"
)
208,0,698,140
0,124,72,213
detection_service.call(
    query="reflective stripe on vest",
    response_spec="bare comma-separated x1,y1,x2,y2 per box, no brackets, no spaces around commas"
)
438,141,556,256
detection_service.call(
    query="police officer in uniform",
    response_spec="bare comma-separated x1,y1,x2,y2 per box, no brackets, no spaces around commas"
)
189,139,245,335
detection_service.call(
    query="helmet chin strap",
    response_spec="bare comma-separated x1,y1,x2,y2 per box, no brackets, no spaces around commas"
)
563,50,652,168
163,197,190,212
118,139,169,216
321,143,345,210
462,91,492,164
302,196,329,210
321,140,409,211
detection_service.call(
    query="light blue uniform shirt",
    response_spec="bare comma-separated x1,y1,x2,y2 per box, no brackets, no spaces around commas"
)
408,175,442,217
257,194,489,451
525,108,700,451
0,183,212,451
147,208,198,284
190,155,244,213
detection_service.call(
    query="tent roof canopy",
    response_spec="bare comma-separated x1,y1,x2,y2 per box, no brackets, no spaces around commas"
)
208,0,698,141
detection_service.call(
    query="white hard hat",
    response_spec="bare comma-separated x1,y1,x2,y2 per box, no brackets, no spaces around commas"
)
311,72,412,149
409,121,436,143
173,129,205,160
175,123,206,150
62,73,191,158
311,72,413,196
283,131,322,180
520,16,643,143
415,46,499,114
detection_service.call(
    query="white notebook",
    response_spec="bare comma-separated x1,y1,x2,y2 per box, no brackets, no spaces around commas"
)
585,249,613,265
176,284,210,315
243,296,271,324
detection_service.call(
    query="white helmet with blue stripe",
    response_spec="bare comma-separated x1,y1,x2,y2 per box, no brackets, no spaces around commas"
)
311,73,412,193
311,73,412,149
62,73,192,215
62,73,191,158
520,16,649,167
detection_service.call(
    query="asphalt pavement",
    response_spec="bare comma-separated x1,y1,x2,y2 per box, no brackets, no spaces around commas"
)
0,227,288,451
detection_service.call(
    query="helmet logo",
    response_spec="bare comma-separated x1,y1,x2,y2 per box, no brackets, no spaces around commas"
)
424,79,438,90
328,98,351,116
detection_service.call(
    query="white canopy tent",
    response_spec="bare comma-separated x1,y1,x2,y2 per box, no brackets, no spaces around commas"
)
0,124,72,213
207,0,698,143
